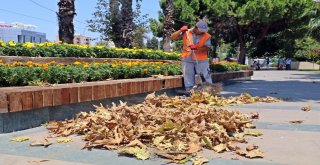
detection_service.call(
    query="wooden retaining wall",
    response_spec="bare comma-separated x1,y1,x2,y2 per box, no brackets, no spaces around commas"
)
0,71,253,113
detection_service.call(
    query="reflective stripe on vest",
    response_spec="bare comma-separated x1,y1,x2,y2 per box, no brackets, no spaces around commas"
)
182,31,211,60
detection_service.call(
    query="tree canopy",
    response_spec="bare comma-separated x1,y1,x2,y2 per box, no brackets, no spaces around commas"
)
151,0,317,63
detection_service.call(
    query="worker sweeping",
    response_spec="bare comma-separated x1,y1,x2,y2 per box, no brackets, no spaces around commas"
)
171,20,218,95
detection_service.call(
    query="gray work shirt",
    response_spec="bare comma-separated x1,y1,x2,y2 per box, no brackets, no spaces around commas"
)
177,29,211,62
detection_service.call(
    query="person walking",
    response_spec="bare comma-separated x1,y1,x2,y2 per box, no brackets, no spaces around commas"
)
286,57,292,70
278,57,284,70
171,20,213,94
266,57,270,69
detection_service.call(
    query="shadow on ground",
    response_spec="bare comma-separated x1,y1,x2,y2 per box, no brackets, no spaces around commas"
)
221,79,320,102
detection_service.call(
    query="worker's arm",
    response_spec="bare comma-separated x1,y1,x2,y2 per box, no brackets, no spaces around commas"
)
170,30,183,41
171,26,188,41
197,37,211,51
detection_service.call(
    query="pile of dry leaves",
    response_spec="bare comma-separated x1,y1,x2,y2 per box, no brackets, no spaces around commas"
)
46,92,278,164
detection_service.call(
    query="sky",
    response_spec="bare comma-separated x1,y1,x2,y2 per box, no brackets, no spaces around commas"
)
0,0,161,42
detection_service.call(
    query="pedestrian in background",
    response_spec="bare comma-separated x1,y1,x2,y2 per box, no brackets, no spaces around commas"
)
266,57,270,69
286,57,292,70
278,57,284,70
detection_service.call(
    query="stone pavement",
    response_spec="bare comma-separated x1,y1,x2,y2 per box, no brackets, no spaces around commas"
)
0,70,319,165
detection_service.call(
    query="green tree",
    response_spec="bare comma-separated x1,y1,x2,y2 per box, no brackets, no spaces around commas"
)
151,0,316,64
132,25,148,48
294,37,320,62
146,37,159,50
58,0,76,44
308,1,320,41
88,0,146,48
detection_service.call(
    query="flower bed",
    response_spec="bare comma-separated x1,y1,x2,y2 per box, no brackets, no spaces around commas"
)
0,59,251,87
210,62,248,72
0,60,181,87
0,41,180,60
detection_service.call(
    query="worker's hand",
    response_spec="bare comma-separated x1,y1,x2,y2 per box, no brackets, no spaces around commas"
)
189,44,197,50
180,26,188,32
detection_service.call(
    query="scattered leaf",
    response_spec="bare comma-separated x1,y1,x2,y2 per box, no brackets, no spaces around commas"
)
192,157,209,165
213,143,227,153
289,120,304,124
246,144,259,151
30,139,52,147
250,112,259,119
245,130,263,137
118,146,150,160
301,106,311,112
156,152,188,161
246,149,264,158
27,159,50,163
10,136,30,142
56,138,73,143
236,147,264,159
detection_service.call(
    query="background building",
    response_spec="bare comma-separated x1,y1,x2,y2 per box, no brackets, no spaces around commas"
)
0,23,46,43
73,34,91,45
56,34,91,45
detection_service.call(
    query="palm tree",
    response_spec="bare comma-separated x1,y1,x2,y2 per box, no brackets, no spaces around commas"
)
308,1,320,41
120,0,134,48
58,0,76,44
163,0,174,52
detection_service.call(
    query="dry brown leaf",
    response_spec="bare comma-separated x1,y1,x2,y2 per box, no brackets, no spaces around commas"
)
10,136,30,142
30,139,52,147
236,147,264,159
56,138,73,143
118,146,150,160
250,112,259,119
245,130,263,137
126,139,147,149
301,106,311,112
246,149,264,158
186,142,201,153
192,157,209,165
213,143,227,153
156,152,188,161
246,144,259,151
27,159,50,163
289,120,304,124
45,92,272,163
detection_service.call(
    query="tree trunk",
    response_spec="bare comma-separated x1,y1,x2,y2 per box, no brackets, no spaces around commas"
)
58,0,75,44
163,0,174,52
109,0,122,47
120,0,133,48
238,41,247,64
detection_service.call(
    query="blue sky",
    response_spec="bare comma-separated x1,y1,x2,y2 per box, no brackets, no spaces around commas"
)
0,0,161,42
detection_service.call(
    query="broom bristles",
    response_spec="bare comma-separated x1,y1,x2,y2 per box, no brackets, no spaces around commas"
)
192,82,223,96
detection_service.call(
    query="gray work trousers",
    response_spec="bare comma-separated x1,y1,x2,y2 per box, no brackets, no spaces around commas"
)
181,60,212,91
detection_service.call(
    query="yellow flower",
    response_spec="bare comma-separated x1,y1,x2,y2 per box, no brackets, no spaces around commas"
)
83,64,89,68
156,66,160,69
26,61,33,66
143,68,148,72
73,61,81,65
0,59,2,63
8,40,16,47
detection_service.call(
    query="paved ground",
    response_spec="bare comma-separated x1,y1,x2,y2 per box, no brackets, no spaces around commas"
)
0,70,319,165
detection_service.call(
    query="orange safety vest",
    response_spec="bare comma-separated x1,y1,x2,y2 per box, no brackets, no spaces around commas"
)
182,31,211,60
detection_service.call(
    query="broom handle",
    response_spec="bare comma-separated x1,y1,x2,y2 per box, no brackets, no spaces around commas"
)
185,30,204,84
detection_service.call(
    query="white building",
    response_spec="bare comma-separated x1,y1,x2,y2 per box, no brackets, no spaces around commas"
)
56,34,91,45
0,23,46,43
